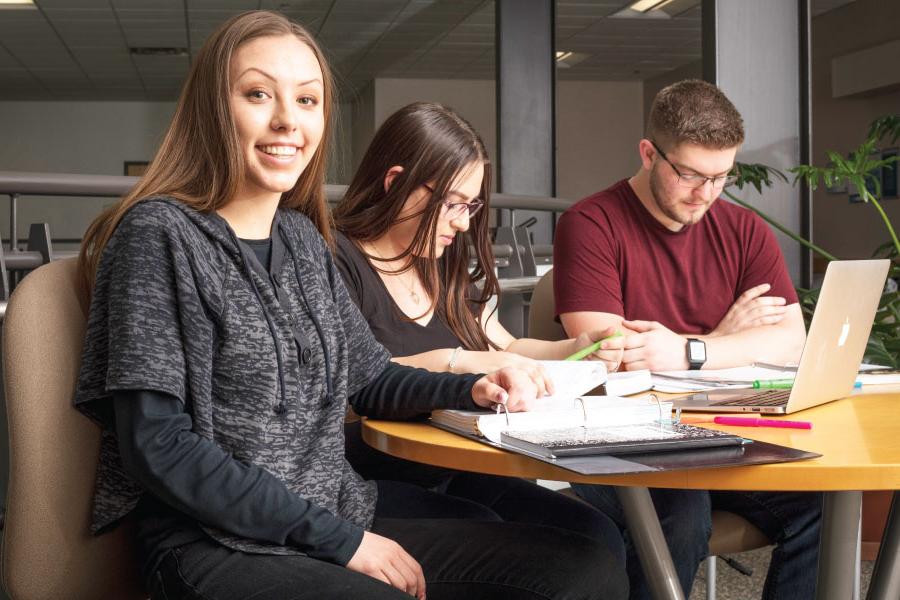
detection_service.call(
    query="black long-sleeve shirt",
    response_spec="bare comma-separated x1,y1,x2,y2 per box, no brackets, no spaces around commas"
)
114,362,480,567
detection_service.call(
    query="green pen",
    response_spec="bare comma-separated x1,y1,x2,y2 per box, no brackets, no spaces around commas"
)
564,331,624,361
752,378,795,389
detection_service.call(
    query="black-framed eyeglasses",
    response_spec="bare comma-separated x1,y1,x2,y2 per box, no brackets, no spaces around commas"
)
423,184,485,219
650,141,738,190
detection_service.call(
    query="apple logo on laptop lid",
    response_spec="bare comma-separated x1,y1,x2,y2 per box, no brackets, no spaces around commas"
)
837,317,850,347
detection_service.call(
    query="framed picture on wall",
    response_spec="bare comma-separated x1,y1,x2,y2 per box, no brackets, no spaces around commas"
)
124,161,149,177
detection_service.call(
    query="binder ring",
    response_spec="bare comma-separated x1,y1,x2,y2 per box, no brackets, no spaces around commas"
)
499,402,510,427
573,397,588,426
649,393,664,429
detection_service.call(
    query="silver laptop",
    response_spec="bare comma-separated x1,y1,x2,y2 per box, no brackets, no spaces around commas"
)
673,259,890,415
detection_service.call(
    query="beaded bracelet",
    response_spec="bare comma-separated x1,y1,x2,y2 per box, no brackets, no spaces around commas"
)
448,346,463,372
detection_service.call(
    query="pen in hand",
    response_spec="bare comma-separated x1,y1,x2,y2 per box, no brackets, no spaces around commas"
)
565,331,624,361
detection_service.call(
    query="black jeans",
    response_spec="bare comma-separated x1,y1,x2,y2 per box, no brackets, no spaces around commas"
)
346,420,627,565
571,485,822,600
147,481,629,600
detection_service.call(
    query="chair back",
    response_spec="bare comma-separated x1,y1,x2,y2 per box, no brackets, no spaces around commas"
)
528,269,567,341
2,258,146,600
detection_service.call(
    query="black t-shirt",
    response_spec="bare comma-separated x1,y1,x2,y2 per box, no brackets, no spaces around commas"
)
334,232,464,356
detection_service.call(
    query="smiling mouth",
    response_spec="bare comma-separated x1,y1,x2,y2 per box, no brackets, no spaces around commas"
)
258,145,298,157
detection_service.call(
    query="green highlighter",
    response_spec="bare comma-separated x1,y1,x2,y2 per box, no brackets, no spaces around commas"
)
564,331,624,361
752,378,795,389
753,378,862,389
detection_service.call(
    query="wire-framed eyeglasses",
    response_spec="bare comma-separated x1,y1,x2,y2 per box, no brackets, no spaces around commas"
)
651,141,738,190
424,184,485,219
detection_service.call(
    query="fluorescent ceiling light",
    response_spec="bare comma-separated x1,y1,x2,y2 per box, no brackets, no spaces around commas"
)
628,0,675,12
555,51,589,69
0,0,36,5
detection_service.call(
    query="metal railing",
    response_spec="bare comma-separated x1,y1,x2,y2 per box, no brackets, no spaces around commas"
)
0,171,575,328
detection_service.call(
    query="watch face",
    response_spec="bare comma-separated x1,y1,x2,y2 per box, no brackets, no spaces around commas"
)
688,340,706,361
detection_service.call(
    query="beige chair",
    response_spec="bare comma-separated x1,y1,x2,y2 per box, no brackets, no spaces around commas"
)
2,258,146,600
529,268,770,600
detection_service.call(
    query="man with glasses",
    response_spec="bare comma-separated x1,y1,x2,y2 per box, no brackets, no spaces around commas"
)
553,79,821,599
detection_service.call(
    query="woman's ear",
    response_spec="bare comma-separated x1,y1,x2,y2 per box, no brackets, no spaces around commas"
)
383,165,405,193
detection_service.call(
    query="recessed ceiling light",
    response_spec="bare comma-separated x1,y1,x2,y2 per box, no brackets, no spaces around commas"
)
0,0,36,8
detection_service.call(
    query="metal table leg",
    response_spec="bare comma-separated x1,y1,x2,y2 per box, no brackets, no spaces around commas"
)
817,490,862,600
616,486,685,600
867,491,900,600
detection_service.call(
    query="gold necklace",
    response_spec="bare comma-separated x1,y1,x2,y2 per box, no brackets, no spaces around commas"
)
366,242,422,305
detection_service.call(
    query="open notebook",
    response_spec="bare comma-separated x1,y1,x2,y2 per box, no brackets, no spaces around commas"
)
429,360,819,474
432,394,744,459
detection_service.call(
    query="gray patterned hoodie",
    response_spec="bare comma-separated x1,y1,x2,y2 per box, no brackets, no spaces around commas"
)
75,197,393,556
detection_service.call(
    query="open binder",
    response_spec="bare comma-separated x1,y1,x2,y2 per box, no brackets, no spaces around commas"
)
431,396,820,476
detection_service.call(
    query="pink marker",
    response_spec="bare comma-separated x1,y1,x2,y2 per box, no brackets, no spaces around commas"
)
713,416,812,430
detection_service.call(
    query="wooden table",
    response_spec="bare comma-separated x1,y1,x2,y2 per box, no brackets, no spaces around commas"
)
363,389,900,600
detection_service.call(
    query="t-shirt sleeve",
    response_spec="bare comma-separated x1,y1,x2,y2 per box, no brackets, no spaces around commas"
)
325,241,391,396
333,234,365,312
553,206,624,318
737,213,799,304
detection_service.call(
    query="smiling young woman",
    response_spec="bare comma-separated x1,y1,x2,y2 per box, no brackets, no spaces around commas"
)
73,11,627,600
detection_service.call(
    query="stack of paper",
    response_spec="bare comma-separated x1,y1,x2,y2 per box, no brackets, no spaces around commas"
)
650,365,796,393
605,369,653,396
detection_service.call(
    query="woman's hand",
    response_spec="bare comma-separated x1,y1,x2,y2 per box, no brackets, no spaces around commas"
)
570,327,624,372
471,366,539,412
346,531,426,599
455,350,553,397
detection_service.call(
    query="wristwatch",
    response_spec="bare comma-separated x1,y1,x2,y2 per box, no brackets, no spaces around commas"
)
686,338,707,370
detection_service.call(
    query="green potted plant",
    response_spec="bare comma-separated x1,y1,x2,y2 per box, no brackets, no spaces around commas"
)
727,115,900,367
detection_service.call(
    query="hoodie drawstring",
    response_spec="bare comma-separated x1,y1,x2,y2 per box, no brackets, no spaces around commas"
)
227,228,291,415
280,223,335,407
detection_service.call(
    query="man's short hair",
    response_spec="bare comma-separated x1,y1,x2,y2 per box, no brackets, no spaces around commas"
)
646,79,745,150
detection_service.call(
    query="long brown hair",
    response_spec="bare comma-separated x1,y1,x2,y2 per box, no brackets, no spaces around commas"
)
77,10,336,301
332,102,499,351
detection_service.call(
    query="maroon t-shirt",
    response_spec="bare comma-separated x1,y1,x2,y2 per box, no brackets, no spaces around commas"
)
553,179,798,335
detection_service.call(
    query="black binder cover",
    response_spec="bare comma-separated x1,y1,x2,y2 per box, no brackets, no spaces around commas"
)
431,422,821,476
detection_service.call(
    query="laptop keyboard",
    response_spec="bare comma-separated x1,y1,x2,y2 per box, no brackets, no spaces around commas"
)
710,389,791,407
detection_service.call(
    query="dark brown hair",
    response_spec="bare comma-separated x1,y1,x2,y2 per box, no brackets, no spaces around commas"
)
646,79,744,150
78,10,336,300
332,102,499,351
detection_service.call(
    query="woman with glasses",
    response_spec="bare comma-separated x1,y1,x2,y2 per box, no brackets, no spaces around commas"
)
331,102,626,557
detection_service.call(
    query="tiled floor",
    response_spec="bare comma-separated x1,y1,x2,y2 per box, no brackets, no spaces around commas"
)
688,546,874,599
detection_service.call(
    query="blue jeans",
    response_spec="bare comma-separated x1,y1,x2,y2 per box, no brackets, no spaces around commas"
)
571,485,822,600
